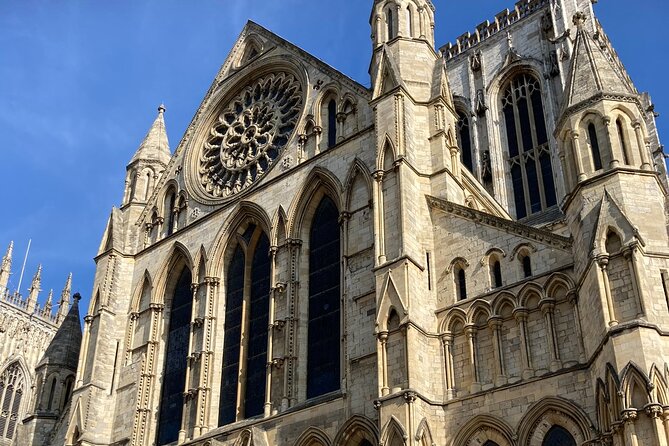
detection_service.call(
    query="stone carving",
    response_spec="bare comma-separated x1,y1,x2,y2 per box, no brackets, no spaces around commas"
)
198,72,304,199
475,89,488,116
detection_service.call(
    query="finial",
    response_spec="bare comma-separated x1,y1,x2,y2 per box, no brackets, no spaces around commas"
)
73,292,82,302
573,12,587,27
158,104,166,114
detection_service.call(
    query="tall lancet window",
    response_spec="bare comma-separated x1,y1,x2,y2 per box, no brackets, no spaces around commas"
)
502,73,557,219
386,8,395,40
0,363,25,441
307,196,341,398
588,123,603,171
457,110,474,173
219,225,271,425
328,99,337,149
157,267,193,445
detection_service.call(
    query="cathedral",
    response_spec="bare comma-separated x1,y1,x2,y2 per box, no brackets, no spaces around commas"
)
18,0,669,445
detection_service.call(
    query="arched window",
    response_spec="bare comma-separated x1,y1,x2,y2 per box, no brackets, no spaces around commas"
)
483,442,501,446
455,267,467,301
542,425,576,446
47,377,57,410
616,118,631,165
491,259,503,288
165,190,176,236
328,99,337,149
502,73,557,219
457,110,474,173
386,8,395,40
605,230,622,254
219,225,271,425
522,255,532,278
307,196,341,399
588,123,603,171
406,5,414,37
157,267,193,445
0,362,26,441
61,376,74,412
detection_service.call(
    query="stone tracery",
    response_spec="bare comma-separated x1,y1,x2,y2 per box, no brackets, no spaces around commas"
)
198,71,304,199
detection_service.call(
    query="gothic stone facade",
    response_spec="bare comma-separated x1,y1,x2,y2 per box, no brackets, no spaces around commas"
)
59,1,669,445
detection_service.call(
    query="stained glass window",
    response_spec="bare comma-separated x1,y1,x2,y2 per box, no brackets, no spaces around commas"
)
0,363,25,441
157,267,193,445
307,196,341,399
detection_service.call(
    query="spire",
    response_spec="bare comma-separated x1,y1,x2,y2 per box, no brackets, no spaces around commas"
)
44,289,53,315
0,241,12,296
37,293,82,371
56,273,72,323
26,264,41,313
129,104,171,166
561,12,637,115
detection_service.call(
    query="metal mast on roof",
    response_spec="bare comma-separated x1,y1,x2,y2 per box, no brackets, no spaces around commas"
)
16,239,31,296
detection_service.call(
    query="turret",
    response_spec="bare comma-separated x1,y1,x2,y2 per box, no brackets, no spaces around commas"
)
26,264,42,313
21,294,82,445
121,105,171,207
0,241,12,296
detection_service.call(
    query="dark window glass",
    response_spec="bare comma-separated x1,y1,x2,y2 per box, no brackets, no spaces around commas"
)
493,261,503,288
166,193,176,236
219,247,245,425
511,164,527,219
588,123,603,171
328,100,337,149
531,88,548,145
457,268,467,301
157,267,193,445
307,196,341,399
617,119,630,165
540,152,557,207
457,111,473,173
503,103,519,158
542,426,576,446
386,9,394,39
360,441,374,446
47,379,56,410
523,256,532,278
483,442,501,446
244,233,271,418
517,95,534,153
526,156,541,214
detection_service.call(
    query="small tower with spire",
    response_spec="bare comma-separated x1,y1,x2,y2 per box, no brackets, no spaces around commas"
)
26,264,42,313
0,241,12,297
20,293,83,445
122,104,171,207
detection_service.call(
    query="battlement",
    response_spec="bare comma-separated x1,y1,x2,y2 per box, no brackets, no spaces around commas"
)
439,0,548,60
1,288,62,326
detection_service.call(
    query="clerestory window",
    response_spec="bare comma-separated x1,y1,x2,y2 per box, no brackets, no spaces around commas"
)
502,73,557,219
457,110,474,173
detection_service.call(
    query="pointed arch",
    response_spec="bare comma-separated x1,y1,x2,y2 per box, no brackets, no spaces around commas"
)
451,414,515,446
376,272,408,332
272,205,289,247
153,241,194,303
64,396,84,446
605,363,623,421
378,135,397,171
194,245,208,284
130,270,153,313
620,362,651,409
0,360,29,441
596,378,612,433
294,426,332,446
237,34,264,67
415,418,435,446
649,364,669,405
287,167,343,239
333,415,379,446
544,273,575,299
380,416,408,446
467,300,492,325
344,158,373,212
517,396,593,446
208,200,272,277
518,282,545,308
441,308,467,334
491,291,519,317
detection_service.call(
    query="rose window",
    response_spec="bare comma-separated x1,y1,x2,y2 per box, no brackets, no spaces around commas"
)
198,72,303,198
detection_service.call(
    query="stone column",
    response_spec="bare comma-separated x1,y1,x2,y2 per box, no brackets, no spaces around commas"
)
125,312,139,365
540,300,562,372
441,334,455,399
662,407,669,446
336,112,346,142
602,116,620,169
647,404,668,446
488,317,507,386
265,249,279,417
514,309,534,379
450,147,461,179
374,171,386,264
313,126,322,155
571,130,587,182
622,410,639,446
465,325,481,393
200,277,218,432
623,244,646,318
632,121,651,170
297,134,307,163
597,255,618,326
378,332,389,396
558,149,572,192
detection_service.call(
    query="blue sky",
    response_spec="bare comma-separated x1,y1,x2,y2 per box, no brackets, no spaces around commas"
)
0,1,666,315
